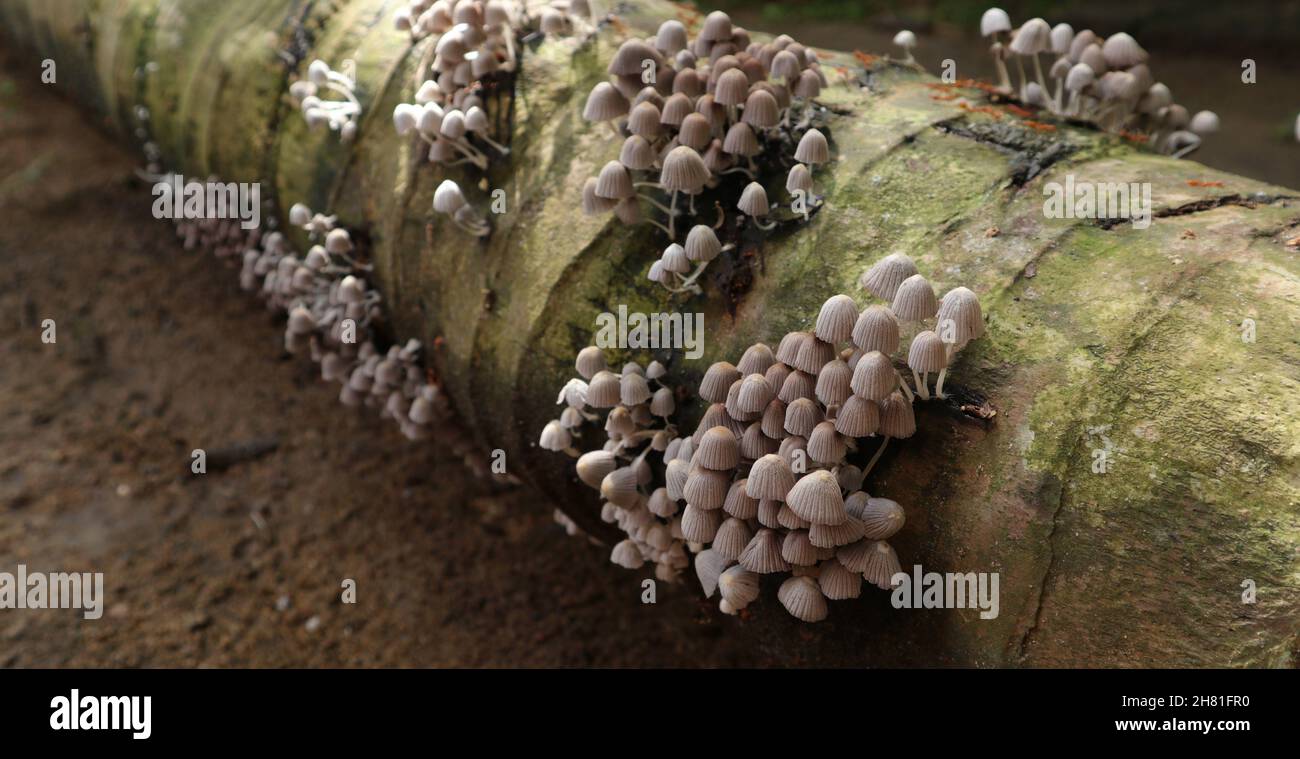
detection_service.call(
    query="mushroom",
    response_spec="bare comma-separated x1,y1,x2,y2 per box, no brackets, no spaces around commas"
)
980,8,1014,93
906,329,948,400
892,30,917,65
860,252,918,301
583,81,630,137
1008,18,1051,101
737,182,775,230
659,145,709,237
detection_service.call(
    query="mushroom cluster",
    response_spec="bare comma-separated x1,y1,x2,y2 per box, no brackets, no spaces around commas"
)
290,59,362,142
980,8,1218,157
580,9,830,242
391,0,589,170
541,256,984,621
540,347,690,582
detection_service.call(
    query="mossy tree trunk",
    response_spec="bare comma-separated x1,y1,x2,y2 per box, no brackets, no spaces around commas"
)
5,0,1297,667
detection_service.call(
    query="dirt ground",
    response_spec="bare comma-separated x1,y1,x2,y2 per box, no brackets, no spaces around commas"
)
0,58,750,667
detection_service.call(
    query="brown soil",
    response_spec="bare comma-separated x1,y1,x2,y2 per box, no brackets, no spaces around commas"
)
0,57,746,667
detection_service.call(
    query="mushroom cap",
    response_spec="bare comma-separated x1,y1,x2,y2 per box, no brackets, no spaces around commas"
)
693,548,729,597
599,466,640,507
1137,83,1172,114
608,39,662,76
742,89,779,128
980,8,1012,37
1049,23,1074,54
770,49,802,81
746,453,795,501
664,458,690,500
611,539,645,569
860,252,918,301
782,529,819,566
719,565,760,607
650,386,675,418
1065,62,1095,92
761,397,787,439
738,528,790,573
684,224,722,262
714,517,754,561
789,332,834,375
620,371,653,406
786,469,847,526
807,421,846,465
627,101,662,138
794,128,829,164
700,361,741,403
815,293,859,343
723,122,760,157
619,134,655,171
433,179,467,214
660,92,693,126
818,559,863,599
672,67,703,98
815,359,853,407
737,342,775,376
835,394,880,437
438,109,466,140
1068,29,1099,61
778,575,828,622
1079,43,1106,75
810,515,867,549
586,370,621,407
862,540,903,589
583,81,629,122
737,181,770,218
740,422,779,459
714,68,750,107
595,160,635,200
1009,18,1050,55
720,480,758,521
878,390,917,439
893,30,917,49
463,105,489,133
793,69,821,99
778,368,817,404
907,330,949,373
850,350,896,401
891,274,938,322
1101,32,1147,69
695,426,741,471
787,163,814,193
783,397,824,437
581,177,618,215
1098,71,1141,102
681,503,724,542
937,286,984,347
736,374,775,414
661,242,691,274
859,496,906,540
660,145,709,193
575,345,606,379
852,304,901,355
1050,56,1073,80
676,112,712,151
1190,110,1220,135
700,10,733,41
684,466,731,509
655,19,689,54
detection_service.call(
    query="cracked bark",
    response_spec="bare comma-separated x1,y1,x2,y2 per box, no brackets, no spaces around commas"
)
4,0,1298,666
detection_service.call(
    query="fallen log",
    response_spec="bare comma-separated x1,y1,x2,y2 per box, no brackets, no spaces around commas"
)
4,0,1297,666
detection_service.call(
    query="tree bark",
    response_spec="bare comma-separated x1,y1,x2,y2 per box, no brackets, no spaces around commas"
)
5,0,1298,667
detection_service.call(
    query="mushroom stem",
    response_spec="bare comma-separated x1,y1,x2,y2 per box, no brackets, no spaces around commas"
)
912,368,930,400
474,132,512,155
895,369,915,403
688,192,697,216
636,192,676,216
563,446,581,458
862,436,890,479
934,367,949,399
753,217,776,231
718,166,756,180
1031,54,1048,100
668,190,678,239
993,50,1011,94
1013,55,1027,100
